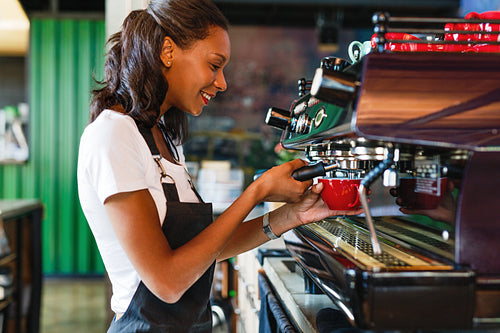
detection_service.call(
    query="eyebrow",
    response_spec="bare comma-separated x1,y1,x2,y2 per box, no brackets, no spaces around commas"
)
214,53,228,64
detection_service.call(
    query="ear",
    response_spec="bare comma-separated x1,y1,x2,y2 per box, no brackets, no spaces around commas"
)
160,36,175,68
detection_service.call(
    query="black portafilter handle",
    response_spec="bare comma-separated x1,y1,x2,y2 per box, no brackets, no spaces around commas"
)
254,162,337,182
292,162,338,181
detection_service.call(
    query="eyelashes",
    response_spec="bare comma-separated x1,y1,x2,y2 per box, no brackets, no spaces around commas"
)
210,64,221,71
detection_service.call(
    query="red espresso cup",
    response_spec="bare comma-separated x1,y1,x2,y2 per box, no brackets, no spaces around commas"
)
398,177,448,210
318,178,361,211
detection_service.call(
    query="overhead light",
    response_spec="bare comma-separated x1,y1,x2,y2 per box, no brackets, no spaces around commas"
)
0,0,30,56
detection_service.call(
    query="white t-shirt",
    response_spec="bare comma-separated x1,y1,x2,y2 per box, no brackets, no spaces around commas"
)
77,109,199,313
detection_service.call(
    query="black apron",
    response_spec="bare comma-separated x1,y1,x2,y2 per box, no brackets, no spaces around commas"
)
108,124,215,332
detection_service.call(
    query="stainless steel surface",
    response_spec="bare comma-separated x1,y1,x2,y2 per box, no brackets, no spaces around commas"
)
266,14,500,330
265,13,500,331
262,257,337,333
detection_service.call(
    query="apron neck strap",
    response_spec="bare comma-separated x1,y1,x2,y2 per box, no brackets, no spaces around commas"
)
136,123,161,156
134,119,205,203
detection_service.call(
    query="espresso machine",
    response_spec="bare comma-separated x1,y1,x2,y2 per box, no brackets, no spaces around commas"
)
265,13,500,331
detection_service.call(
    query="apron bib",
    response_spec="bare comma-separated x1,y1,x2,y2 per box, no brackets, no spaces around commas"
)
108,124,215,332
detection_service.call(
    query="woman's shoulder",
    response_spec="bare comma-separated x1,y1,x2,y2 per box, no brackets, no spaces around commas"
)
83,110,138,138
80,110,145,156
91,109,135,129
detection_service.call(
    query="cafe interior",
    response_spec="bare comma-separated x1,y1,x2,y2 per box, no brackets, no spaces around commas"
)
1,0,500,332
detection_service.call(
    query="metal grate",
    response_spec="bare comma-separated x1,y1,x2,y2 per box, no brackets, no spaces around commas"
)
375,219,451,251
316,221,409,267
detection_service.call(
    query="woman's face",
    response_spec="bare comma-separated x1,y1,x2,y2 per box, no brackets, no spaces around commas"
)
162,26,230,116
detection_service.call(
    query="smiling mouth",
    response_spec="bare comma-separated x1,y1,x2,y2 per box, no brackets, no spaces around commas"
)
200,91,214,104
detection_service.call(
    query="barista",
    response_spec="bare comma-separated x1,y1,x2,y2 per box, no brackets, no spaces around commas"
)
77,0,363,331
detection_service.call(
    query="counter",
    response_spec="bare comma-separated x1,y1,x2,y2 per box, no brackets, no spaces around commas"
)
0,200,42,220
236,238,350,332
0,199,43,333
262,257,343,332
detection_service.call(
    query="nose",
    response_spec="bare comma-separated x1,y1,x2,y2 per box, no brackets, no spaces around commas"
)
214,71,227,92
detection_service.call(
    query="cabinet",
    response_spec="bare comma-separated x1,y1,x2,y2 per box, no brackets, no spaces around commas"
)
0,200,43,333
235,248,261,333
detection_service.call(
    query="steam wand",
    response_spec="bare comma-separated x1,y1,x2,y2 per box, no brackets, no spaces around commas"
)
359,144,395,255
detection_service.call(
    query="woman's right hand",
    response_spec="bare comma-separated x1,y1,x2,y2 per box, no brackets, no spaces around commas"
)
252,159,313,203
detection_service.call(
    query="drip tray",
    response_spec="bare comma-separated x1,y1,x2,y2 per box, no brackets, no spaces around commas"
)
306,219,453,271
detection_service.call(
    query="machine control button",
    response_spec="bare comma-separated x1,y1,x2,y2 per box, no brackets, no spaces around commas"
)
296,113,311,134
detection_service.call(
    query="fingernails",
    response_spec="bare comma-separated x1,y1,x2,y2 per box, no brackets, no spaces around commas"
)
315,182,324,191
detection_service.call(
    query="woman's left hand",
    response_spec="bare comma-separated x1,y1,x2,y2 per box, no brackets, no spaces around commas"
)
253,159,313,203
270,182,364,236
292,182,364,225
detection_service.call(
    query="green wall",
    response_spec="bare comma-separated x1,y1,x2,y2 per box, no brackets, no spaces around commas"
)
0,18,106,275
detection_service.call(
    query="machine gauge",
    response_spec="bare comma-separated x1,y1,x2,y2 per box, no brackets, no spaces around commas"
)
314,107,328,128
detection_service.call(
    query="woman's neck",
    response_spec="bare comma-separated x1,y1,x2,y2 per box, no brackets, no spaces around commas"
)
110,104,126,114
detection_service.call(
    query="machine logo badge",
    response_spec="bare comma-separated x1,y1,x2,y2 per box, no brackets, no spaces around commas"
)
314,107,328,128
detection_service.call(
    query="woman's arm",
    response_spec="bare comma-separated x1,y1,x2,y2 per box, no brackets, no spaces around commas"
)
104,159,312,304
216,182,364,260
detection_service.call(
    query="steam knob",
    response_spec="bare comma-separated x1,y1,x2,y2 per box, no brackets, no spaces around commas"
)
266,107,291,130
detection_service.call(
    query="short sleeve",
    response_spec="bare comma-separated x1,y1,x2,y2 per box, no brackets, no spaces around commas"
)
78,113,150,203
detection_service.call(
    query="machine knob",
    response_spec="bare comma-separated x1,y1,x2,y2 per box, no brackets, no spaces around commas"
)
310,68,359,107
265,107,291,130
295,113,311,134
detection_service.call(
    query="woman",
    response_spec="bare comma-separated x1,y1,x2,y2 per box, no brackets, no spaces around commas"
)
77,0,362,331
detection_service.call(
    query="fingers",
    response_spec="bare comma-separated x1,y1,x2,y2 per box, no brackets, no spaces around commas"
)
329,208,364,216
257,159,314,203
288,158,308,169
311,182,324,194
300,178,313,189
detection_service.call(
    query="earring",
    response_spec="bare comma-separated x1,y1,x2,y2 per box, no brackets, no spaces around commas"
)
166,61,171,67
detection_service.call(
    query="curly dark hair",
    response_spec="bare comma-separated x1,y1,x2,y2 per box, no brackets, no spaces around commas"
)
90,0,229,144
